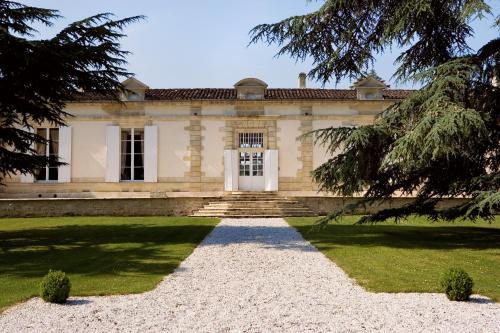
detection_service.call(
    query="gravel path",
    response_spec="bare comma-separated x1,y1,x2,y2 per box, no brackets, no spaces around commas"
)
1,218,499,332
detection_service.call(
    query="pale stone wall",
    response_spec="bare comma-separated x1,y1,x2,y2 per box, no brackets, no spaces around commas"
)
201,120,225,177
65,103,107,118
0,197,212,217
265,105,301,116
276,120,301,178
296,197,470,215
313,103,357,116
201,104,234,116
146,104,191,116
312,120,343,169
0,197,469,217
71,121,108,181
157,121,190,178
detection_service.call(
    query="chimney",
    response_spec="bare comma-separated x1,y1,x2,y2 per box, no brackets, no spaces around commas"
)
298,72,307,89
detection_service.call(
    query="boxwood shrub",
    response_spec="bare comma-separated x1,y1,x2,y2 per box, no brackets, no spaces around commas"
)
40,270,71,303
440,268,473,301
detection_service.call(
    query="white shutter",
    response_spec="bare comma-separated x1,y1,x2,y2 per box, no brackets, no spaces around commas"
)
58,126,72,183
224,149,239,191
232,150,239,191
105,126,120,182
20,126,35,183
264,149,278,191
144,125,158,183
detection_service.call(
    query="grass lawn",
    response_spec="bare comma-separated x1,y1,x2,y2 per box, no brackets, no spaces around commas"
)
287,216,500,301
0,216,219,311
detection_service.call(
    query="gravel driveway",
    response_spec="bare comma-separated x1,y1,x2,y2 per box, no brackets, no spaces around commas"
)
1,218,499,332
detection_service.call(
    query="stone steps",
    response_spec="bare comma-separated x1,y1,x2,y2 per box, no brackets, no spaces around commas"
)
191,192,317,217
200,207,306,211
192,214,316,217
204,202,300,207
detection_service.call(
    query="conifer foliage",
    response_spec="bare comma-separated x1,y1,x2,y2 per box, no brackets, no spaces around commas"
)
0,1,142,182
251,1,499,222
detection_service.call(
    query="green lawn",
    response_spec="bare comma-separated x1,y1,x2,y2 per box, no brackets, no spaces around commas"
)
0,216,219,311
287,216,500,301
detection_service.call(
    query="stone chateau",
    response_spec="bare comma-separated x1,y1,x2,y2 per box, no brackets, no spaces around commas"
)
1,73,411,198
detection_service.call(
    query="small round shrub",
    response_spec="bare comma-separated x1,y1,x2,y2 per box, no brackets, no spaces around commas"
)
440,268,473,301
40,270,71,303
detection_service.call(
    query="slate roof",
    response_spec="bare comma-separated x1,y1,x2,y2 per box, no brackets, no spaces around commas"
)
68,88,413,102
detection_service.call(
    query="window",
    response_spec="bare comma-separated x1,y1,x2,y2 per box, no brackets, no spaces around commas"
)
252,152,263,176
239,132,263,148
239,152,251,176
239,152,264,177
120,128,144,181
35,128,59,181
238,133,264,177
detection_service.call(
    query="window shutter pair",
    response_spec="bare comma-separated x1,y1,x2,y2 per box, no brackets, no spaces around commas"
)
20,126,72,183
223,149,278,191
105,125,158,183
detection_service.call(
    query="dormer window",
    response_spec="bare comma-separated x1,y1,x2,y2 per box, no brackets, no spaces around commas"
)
351,71,388,100
120,77,149,102
234,78,268,100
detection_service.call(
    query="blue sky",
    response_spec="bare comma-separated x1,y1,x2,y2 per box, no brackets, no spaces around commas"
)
20,0,499,89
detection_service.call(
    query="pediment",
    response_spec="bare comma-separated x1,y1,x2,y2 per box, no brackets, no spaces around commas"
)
351,75,388,89
351,72,388,100
234,78,268,88
122,77,149,90
121,77,149,101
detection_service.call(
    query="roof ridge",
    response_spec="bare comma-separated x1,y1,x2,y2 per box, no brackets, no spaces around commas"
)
145,87,415,91
69,88,414,101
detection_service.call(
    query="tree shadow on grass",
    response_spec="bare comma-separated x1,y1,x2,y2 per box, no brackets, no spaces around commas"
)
1,222,499,281
292,224,500,251
200,223,500,252
0,224,215,279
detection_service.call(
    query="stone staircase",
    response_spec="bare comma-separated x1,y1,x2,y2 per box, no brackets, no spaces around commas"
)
191,192,317,217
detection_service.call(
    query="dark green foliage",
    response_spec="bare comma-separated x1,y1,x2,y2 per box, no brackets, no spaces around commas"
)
250,0,490,85
440,268,474,301
251,1,499,223
0,1,143,183
40,270,71,303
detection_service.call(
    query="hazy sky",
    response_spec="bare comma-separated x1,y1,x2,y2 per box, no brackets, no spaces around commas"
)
20,0,499,89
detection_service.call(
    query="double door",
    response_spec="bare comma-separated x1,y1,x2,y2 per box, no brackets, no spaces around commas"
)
238,150,264,191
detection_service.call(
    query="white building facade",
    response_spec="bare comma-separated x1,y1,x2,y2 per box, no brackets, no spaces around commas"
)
2,75,411,197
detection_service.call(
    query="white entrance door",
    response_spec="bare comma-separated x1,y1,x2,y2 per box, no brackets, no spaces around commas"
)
239,151,264,191
238,132,265,191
